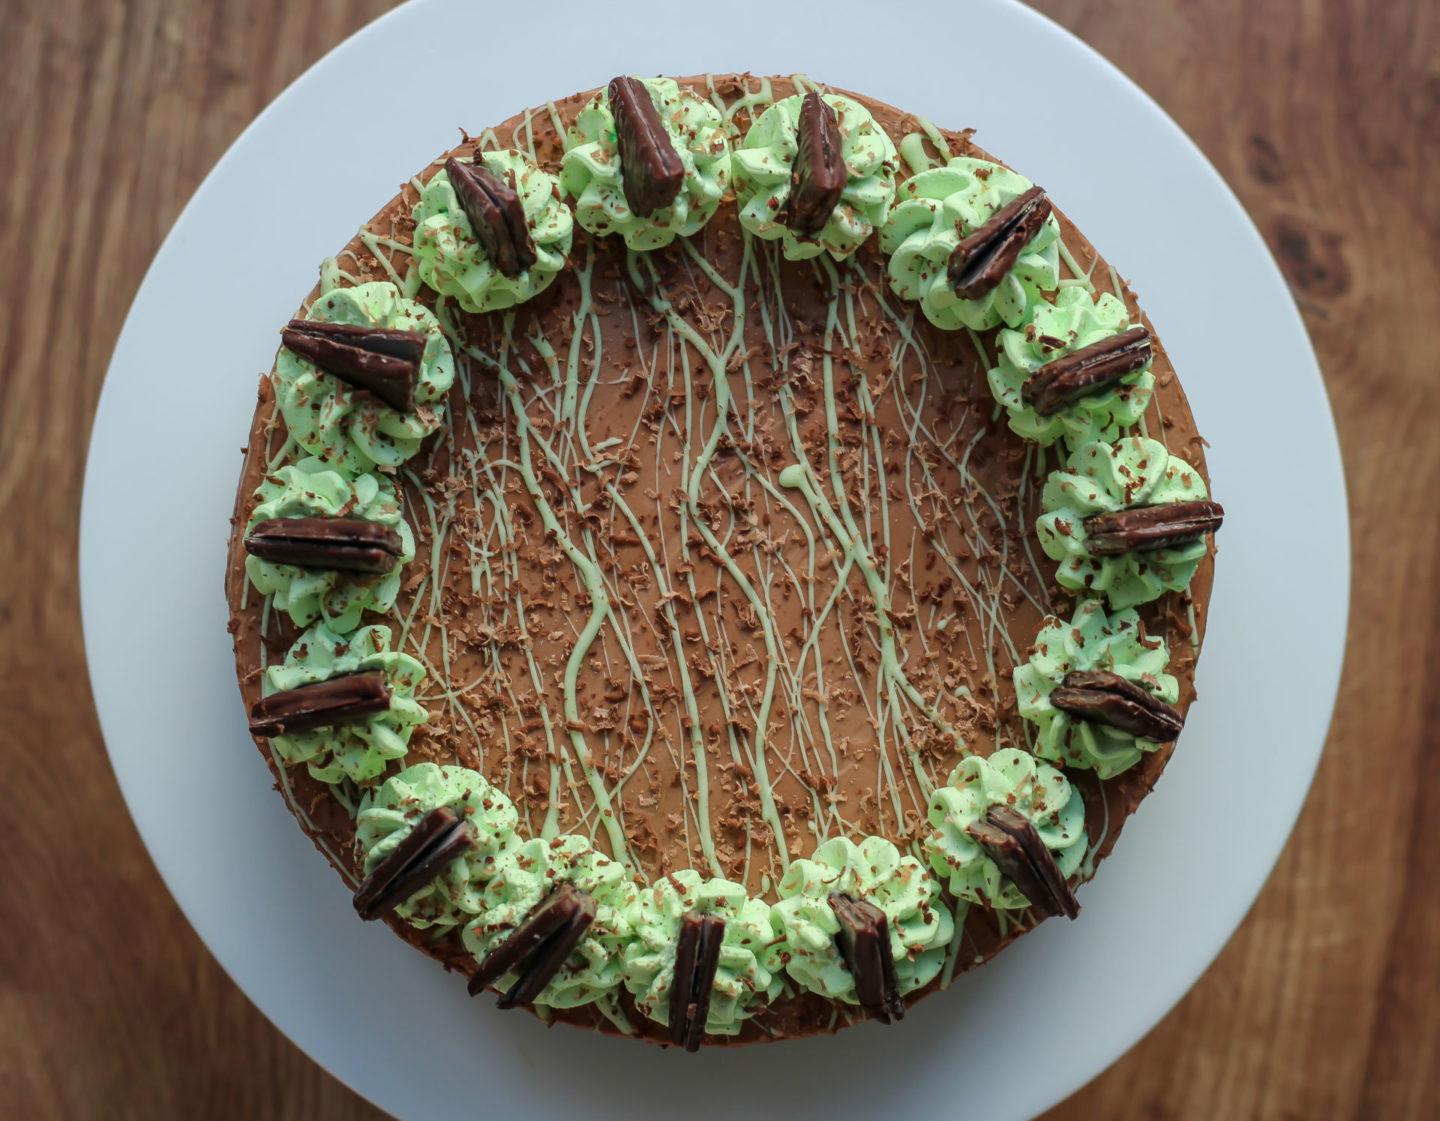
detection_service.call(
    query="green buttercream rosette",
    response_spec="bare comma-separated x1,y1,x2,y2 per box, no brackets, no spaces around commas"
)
244,456,414,632
772,835,952,1005
461,835,637,1010
560,77,730,251
987,288,1154,447
621,870,785,1037
880,156,1060,331
1037,437,1211,609
411,149,573,312
732,93,897,261
274,281,454,472
355,764,519,931
262,622,428,786
925,748,1087,910
1013,598,1178,779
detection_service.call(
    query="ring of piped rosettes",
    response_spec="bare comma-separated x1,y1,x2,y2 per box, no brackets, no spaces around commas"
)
239,74,1219,1047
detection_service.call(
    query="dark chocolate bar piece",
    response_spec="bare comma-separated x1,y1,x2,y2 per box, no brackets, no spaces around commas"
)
1082,500,1225,556
668,911,725,1051
466,882,597,1008
244,516,405,573
1020,326,1152,416
947,185,1053,299
783,92,845,236
352,807,475,921
966,804,1081,920
1049,669,1184,742
828,893,904,1023
607,75,686,218
444,156,538,278
280,320,427,412
248,671,392,737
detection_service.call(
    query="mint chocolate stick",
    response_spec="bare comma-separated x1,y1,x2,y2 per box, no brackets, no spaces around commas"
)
783,92,845,236
352,807,475,921
445,157,537,278
248,671,392,737
608,75,686,218
967,804,1081,920
467,882,597,1007
281,320,427,412
668,911,725,1051
1049,669,1184,742
244,516,405,573
1020,326,1152,416
829,893,904,1023
947,185,1052,300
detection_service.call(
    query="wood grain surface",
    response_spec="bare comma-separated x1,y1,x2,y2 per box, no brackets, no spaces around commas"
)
1,0,1434,1117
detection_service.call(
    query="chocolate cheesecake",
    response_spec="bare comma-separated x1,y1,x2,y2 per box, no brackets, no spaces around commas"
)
226,73,1219,1046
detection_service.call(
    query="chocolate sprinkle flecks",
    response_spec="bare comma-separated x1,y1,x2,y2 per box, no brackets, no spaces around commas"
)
783,92,845,236
1049,668,1185,742
1020,325,1153,416
352,807,476,921
965,804,1081,920
280,320,427,412
947,184,1053,300
828,893,904,1023
668,911,725,1051
607,75,686,218
466,882,597,1008
1082,500,1225,556
244,516,405,574
248,671,392,738
444,156,538,278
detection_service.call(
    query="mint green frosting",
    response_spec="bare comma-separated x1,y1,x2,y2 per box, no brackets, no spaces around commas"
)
879,156,1060,331
462,835,637,1009
1013,598,1179,779
262,622,428,786
731,93,897,261
244,456,414,632
1037,437,1211,609
274,281,454,472
355,763,519,931
411,149,573,312
986,288,1154,447
772,836,952,1004
621,870,784,1036
925,748,1086,909
560,77,730,251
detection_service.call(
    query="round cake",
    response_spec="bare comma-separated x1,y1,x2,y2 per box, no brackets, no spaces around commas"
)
225,73,1221,1048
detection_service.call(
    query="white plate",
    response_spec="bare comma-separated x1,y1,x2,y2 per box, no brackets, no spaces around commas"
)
80,0,1348,1117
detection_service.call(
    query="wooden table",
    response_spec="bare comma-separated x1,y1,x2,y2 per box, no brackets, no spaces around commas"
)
4,1,1434,1116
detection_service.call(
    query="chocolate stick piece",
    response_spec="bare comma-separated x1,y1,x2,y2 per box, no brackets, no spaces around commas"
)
248,671,392,737
667,912,701,1046
281,320,426,412
783,92,845,236
244,517,406,574
607,75,686,218
828,893,904,1024
1049,669,1184,742
685,915,725,1051
982,804,1081,920
444,157,537,277
466,882,596,1003
947,185,1052,300
1020,326,1153,416
668,912,726,1051
352,807,475,921
498,905,595,1008
1082,500,1225,556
